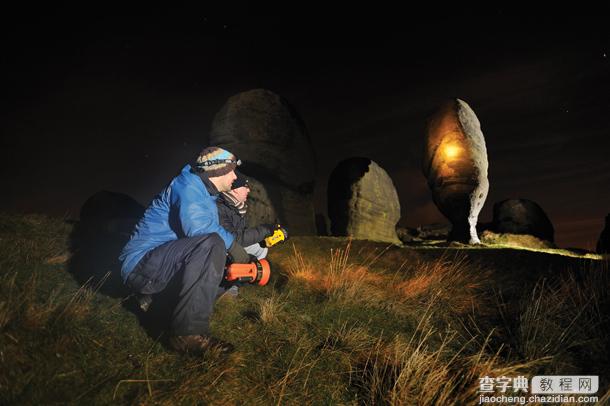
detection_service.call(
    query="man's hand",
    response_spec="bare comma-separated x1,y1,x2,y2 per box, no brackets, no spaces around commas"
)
228,241,250,264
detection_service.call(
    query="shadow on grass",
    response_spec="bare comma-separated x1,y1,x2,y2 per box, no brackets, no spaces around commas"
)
266,258,290,292
67,219,130,298
65,191,176,346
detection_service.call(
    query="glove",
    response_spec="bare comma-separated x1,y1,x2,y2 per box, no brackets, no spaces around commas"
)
228,241,250,264
260,223,278,238
263,225,288,248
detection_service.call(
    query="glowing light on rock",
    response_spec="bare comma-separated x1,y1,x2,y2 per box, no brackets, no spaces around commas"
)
443,143,462,160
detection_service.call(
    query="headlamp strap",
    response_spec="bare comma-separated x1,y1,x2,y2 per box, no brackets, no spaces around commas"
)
197,158,242,168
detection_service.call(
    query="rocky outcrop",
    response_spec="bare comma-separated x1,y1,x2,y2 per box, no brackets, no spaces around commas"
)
480,230,556,250
328,157,401,244
422,98,489,244
210,89,316,234
492,198,554,243
396,224,451,243
596,214,609,254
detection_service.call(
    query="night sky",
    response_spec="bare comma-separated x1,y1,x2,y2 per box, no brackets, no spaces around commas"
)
2,11,609,250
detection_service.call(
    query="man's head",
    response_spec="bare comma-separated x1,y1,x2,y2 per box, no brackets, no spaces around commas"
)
229,170,250,203
195,146,240,192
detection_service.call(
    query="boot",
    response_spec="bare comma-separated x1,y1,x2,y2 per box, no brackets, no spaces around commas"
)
136,294,153,312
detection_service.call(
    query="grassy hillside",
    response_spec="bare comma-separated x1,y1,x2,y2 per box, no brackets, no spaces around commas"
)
0,214,609,404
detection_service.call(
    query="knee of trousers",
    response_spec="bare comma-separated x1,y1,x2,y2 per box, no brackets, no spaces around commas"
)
206,232,226,259
193,233,227,280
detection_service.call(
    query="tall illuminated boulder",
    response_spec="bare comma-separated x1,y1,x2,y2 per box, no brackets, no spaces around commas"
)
422,99,489,243
210,89,317,234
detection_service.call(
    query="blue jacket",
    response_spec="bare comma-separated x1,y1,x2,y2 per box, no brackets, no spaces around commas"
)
119,164,235,282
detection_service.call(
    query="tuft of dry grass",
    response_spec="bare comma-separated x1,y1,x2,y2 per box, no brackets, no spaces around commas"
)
322,320,377,354
510,260,610,372
391,253,487,317
0,271,20,329
256,292,287,325
354,307,546,406
60,274,108,319
136,351,235,404
286,242,316,281
287,241,486,323
322,241,385,302
286,240,387,305
268,336,321,404
0,269,110,340
0,271,66,331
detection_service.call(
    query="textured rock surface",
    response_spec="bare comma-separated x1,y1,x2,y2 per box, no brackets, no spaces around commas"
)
480,230,556,250
596,213,609,254
242,177,279,227
328,157,401,244
422,98,489,244
492,198,555,242
396,224,452,243
210,89,316,234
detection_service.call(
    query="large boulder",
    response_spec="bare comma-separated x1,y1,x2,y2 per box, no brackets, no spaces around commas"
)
596,213,609,254
328,157,401,244
422,98,489,244
210,89,316,234
492,198,555,242
79,190,144,236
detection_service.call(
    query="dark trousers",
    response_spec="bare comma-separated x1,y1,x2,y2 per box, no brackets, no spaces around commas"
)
126,233,227,336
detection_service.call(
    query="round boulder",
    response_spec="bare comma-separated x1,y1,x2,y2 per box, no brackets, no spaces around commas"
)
422,98,489,244
210,89,316,234
492,198,555,242
328,157,401,244
79,190,144,236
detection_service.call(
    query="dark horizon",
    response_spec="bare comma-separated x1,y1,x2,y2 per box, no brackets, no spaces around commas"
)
2,12,609,250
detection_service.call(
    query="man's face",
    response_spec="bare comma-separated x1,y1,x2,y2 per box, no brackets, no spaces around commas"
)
230,185,250,203
211,170,237,192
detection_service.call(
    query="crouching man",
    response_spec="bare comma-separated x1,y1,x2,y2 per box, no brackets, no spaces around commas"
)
119,146,251,355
